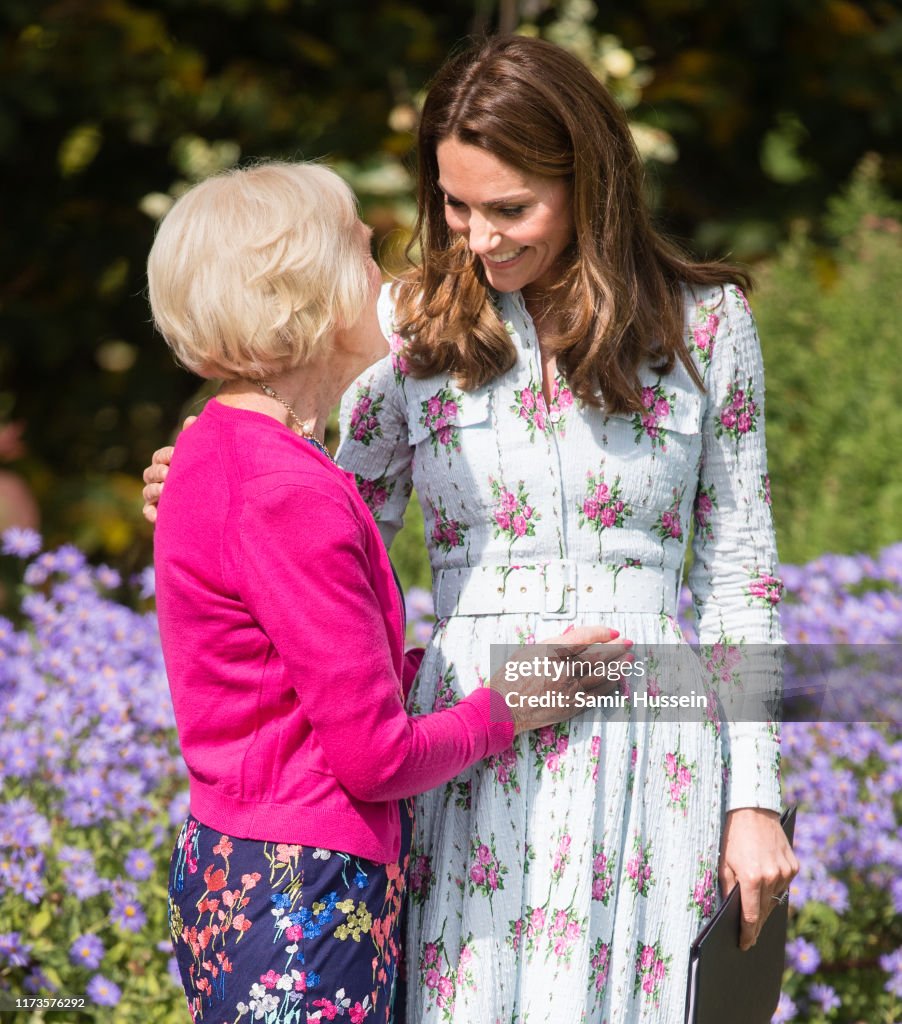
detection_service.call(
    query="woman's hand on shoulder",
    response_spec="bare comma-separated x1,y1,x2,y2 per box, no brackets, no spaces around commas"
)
719,806,800,951
489,625,633,735
141,415,197,523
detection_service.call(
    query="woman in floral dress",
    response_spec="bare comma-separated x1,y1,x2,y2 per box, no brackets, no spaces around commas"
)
336,35,798,1024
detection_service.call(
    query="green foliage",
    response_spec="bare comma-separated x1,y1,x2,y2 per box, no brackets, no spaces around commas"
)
752,156,902,563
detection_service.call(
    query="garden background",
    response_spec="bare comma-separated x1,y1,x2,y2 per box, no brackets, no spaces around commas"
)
0,0,900,1021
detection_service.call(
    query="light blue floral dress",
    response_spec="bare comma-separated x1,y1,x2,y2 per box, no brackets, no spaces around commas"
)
337,283,783,1024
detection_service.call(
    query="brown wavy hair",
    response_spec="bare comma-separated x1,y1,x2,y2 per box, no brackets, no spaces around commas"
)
393,34,750,413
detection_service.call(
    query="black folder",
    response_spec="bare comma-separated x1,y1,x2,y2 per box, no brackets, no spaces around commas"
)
685,806,797,1024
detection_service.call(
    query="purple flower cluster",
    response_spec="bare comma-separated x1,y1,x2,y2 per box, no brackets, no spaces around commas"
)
0,532,187,1011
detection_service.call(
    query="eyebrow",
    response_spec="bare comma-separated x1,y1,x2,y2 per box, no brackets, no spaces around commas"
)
438,184,533,208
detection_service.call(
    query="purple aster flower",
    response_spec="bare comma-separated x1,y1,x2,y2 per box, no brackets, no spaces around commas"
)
94,565,121,590
0,856,46,905
22,559,50,586
86,974,122,1007
0,931,32,967
44,543,87,576
70,933,104,970
167,956,182,987
124,849,155,881
880,948,902,998
808,983,840,1012
109,891,146,933
1,527,42,558
168,790,190,826
771,991,797,1023
786,937,821,975
24,967,56,993
58,845,95,868
133,566,155,599
64,865,108,901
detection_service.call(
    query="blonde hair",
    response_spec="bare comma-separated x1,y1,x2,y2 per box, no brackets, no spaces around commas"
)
147,161,369,380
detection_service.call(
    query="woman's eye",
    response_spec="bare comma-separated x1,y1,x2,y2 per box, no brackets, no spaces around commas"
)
498,206,525,218
444,196,466,211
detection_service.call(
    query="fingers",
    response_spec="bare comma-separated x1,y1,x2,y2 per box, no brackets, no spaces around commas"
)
147,445,175,477
183,415,198,430
735,853,799,951
541,624,621,648
738,871,793,950
141,481,164,524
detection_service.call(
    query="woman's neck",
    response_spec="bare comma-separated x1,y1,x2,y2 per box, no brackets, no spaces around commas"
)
217,366,334,443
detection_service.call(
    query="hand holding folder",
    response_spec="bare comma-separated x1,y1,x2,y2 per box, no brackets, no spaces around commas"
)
685,806,797,1024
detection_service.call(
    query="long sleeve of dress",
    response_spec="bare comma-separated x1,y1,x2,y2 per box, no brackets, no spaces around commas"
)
337,285,414,550
686,285,783,813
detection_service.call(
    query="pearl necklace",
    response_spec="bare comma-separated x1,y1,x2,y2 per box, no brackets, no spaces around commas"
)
250,380,334,463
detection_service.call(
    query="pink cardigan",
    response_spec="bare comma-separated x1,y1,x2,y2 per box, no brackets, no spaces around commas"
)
154,399,513,862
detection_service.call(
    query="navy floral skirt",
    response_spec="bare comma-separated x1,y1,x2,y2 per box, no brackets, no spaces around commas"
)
168,802,413,1024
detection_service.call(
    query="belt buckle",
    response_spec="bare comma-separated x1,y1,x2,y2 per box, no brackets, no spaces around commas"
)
541,560,576,619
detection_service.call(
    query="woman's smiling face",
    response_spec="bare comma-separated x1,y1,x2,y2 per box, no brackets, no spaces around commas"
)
436,137,574,299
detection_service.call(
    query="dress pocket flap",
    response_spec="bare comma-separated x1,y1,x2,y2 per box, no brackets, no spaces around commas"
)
408,388,491,444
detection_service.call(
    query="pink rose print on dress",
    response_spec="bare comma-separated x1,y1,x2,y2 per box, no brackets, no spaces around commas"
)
487,743,521,796
633,939,671,1007
690,304,720,369
507,903,547,959
550,831,572,884
591,841,615,905
731,285,753,318
432,667,459,712
630,381,677,452
419,387,463,458
467,836,508,901
532,723,569,780
429,496,469,553
744,568,784,609
688,861,717,922
348,384,385,446
489,478,541,553
546,907,584,967
759,472,772,506
388,331,410,386
693,482,718,542
510,373,574,441
663,750,696,815
409,852,435,906
577,472,632,546
586,733,601,782
654,486,685,543
714,376,759,444
588,938,611,1003
419,934,456,1022
626,834,655,897
354,473,394,518
456,935,477,993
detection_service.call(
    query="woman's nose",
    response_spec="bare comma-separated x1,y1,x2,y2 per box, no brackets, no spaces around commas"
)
467,214,501,255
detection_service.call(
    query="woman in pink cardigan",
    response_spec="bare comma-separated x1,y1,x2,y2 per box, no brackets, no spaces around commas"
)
147,161,627,1024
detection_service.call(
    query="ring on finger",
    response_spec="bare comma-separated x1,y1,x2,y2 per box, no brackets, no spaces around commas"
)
769,891,789,905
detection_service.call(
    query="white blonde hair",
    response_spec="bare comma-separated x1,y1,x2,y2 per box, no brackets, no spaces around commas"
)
147,161,369,379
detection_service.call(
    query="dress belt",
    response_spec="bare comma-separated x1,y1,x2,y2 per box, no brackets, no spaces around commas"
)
432,561,679,620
